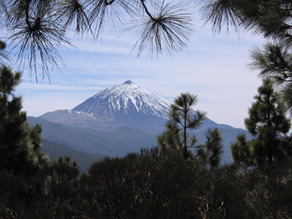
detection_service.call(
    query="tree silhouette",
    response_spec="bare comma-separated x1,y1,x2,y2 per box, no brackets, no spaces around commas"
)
204,128,223,169
250,43,292,114
231,79,291,168
0,65,47,175
0,65,49,218
159,93,206,160
201,0,292,42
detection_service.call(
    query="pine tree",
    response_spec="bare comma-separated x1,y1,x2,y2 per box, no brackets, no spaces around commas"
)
0,66,47,176
250,43,292,114
231,79,291,167
196,128,223,169
205,128,223,169
158,93,206,160
230,134,253,168
201,0,291,41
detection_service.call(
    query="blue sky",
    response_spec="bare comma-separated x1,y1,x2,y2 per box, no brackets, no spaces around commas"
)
14,16,264,129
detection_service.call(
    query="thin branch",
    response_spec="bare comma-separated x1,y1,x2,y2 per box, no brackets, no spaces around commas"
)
140,0,155,20
25,0,32,30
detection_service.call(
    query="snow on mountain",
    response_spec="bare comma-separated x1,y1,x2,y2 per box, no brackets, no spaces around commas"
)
73,80,171,120
40,80,172,132
40,80,237,133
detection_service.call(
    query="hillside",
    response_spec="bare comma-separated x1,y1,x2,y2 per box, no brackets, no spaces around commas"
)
42,139,104,172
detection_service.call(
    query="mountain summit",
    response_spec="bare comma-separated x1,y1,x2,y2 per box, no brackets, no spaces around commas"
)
123,80,135,85
40,81,172,132
73,80,171,120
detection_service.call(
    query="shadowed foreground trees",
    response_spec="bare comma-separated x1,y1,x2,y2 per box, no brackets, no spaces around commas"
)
229,79,292,218
3,145,292,218
0,66,47,176
0,66,48,217
75,148,249,219
231,79,291,169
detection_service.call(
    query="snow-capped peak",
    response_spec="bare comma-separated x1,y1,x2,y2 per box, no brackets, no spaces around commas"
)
73,81,172,120
123,80,135,85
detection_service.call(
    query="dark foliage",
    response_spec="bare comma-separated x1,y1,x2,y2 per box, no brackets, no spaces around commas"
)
0,66,47,176
231,79,291,168
158,92,206,160
2,144,292,218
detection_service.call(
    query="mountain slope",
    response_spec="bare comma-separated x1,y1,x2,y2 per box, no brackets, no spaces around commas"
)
74,80,170,120
42,139,104,172
40,80,171,133
28,117,157,157
28,114,251,163
30,116,250,164
38,80,251,163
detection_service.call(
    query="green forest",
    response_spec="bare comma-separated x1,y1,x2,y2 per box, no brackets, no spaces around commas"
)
1,0,292,218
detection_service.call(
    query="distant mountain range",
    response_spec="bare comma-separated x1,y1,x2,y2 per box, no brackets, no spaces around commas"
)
29,80,251,170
